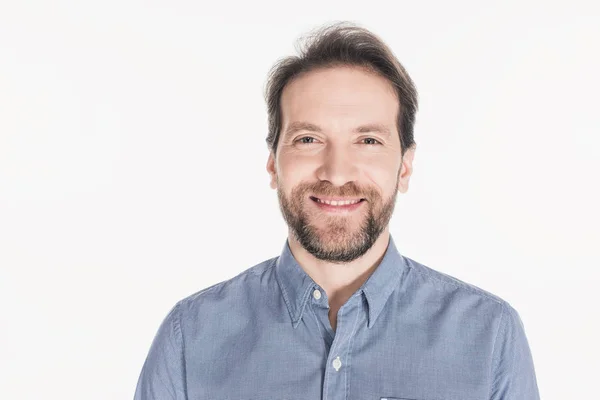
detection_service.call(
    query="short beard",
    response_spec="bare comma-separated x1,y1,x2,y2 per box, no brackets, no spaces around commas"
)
276,177,398,264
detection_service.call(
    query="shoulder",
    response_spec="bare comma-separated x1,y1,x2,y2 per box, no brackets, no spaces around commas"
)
399,255,530,347
175,256,279,316
401,255,513,314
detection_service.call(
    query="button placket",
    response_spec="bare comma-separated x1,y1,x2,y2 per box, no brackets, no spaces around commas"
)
323,295,362,400
323,303,347,400
332,356,342,371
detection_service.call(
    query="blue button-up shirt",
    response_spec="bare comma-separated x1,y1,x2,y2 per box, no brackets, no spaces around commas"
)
134,235,540,399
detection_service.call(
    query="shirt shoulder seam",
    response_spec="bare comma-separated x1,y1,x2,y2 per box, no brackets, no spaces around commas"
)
409,261,505,306
179,257,277,306
489,302,508,396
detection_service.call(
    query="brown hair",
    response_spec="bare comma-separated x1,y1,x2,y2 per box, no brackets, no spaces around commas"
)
264,21,418,158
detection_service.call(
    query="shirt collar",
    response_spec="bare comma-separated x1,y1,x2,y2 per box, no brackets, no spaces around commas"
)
274,234,407,329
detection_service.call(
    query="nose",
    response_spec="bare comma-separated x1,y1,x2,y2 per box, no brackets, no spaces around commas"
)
315,145,359,187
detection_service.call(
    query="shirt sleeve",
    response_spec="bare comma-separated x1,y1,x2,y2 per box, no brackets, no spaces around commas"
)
489,303,540,400
134,302,187,400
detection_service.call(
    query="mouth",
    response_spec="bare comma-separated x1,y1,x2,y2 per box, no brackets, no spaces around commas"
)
309,196,366,213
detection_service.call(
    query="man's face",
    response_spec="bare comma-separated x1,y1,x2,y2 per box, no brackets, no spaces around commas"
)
267,66,414,263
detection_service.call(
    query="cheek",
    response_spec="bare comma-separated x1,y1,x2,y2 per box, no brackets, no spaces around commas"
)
362,166,393,194
279,159,314,186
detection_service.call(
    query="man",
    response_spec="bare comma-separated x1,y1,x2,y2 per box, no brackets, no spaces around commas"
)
134,22,540,400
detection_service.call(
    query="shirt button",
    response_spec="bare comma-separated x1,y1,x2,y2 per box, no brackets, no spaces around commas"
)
332,356,342,371
313,289,322,300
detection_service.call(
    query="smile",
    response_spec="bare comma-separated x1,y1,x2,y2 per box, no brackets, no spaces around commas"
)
309,196,366,212
312,197,363,206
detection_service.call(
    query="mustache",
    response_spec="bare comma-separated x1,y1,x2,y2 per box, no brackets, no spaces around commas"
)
302,182,367,198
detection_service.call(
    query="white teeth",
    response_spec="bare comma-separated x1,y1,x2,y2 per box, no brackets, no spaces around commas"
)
316,198,361,206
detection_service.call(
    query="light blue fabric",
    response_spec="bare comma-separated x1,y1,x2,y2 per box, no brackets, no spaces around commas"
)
134,234,540,399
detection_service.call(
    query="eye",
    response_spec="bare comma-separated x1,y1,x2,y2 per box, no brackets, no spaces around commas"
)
295,136,318,145
362,137,382,145
294,136,382,145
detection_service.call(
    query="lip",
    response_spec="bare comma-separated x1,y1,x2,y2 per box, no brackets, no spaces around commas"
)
309,196,366,213
310,195,365,202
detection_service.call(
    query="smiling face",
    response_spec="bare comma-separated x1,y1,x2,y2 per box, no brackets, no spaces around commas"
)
267,65,415,263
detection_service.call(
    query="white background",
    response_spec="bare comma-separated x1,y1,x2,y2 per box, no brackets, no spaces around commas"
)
1,1,598,399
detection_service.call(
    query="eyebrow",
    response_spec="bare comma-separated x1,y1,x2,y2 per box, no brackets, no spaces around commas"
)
283,121,392,138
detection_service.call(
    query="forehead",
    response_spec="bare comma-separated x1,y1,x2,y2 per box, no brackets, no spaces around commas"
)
280,66,399,130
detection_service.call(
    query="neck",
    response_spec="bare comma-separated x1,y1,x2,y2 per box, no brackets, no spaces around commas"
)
287,228,390,306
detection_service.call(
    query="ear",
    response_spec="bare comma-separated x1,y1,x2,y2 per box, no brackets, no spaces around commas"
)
397,146,416,193
266,152,278,190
